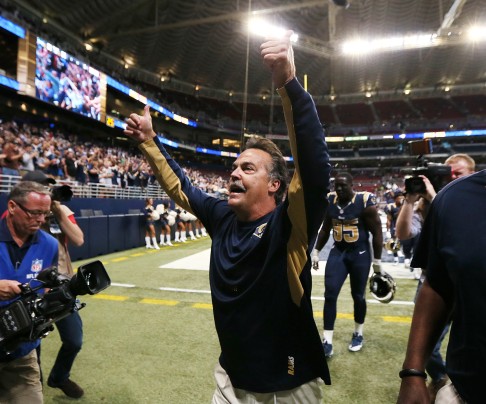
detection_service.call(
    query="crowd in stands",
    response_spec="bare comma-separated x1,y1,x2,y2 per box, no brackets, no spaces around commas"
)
2,118,484,206
0,120,230,198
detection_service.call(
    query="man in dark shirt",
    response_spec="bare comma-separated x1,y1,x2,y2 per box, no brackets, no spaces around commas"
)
124,32,331,402
397,170,486,404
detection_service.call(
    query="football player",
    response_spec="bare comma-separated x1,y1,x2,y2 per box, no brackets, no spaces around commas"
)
312,172,383,357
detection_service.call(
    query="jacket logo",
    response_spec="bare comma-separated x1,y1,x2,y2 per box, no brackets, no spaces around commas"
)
253,223,267,239
31,259,43,273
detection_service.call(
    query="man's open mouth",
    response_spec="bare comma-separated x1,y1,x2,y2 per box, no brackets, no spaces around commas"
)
229,184,246,193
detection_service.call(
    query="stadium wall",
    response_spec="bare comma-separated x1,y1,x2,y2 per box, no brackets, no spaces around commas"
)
0,196,172,260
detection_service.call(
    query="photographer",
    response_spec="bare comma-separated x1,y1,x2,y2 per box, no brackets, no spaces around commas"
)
0,181,58,403
22,171,85,399
395,153,475,401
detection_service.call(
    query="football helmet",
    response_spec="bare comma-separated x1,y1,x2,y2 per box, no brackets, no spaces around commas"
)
369,272,396,303
384,238,401,253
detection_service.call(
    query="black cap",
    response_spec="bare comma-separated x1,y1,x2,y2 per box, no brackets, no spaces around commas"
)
21,170,56,185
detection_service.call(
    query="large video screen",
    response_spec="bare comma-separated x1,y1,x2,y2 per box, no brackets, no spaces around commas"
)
35,37,102,120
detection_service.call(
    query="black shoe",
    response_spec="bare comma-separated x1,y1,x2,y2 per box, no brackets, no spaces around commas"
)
48,378,84,399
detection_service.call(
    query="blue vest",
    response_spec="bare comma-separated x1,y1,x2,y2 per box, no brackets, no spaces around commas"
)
0,230,58,361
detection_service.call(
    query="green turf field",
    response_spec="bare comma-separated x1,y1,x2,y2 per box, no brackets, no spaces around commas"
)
39,237,434,403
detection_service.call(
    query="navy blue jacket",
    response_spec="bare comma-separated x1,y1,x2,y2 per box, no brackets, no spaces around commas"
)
140,78,331,392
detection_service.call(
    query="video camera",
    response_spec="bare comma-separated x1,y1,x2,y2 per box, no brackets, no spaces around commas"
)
403,140,451,194
0,261,110,352
50,184,73,202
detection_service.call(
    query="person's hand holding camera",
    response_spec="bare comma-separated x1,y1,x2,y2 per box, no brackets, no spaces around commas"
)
0,280,21,300
419,175,437,202
405,175,436,205
50,200,62,216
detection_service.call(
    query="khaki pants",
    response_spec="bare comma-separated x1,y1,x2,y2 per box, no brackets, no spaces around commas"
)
212,362,324,404
0,349,43,404
435,381,466,404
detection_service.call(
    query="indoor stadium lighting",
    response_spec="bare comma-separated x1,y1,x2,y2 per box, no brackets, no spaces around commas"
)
248,18,298,42
467,25,486,41
342,33,437,55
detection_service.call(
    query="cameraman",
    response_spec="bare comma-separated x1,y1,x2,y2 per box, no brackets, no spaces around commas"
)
0,181,58,403
395,153,475,401
22,171,85,399
396,153,475,246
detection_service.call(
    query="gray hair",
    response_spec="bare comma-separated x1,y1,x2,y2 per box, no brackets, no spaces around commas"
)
8,181,51,203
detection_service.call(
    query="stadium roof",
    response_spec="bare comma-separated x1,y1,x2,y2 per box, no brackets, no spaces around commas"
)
2,0,486,104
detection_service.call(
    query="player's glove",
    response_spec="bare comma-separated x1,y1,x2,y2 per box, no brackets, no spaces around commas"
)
385,231,392,240
372,258,383,274
311,249,320,270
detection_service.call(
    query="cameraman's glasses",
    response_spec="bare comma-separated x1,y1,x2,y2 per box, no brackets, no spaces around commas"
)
14,201,51,218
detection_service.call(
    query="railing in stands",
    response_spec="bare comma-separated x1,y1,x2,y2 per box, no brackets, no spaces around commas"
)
0,174,168,200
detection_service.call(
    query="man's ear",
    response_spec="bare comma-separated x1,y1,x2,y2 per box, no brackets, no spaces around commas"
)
268,179,281,193
7,200,16,215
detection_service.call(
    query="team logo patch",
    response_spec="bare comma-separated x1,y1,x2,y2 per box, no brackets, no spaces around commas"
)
253,223,267,238
31,259,43,273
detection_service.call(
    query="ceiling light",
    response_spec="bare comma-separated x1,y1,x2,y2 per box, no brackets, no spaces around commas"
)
342,33,436,55
248,18,298,42
122,57,134,69
468,25,486,41
84,43,93,51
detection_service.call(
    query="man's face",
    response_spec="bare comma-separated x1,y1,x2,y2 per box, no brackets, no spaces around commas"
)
228,148,278,219
395,195,404,206
8,192,51,235
447,159,473,180
334,176,354,203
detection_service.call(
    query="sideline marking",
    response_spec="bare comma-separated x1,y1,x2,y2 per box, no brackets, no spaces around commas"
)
159,287,211,294
112,257,129,262
93,294,129,301
141,298,179,306
108,284,414,306
92,292,412,323
382,315,412,323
